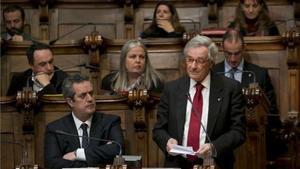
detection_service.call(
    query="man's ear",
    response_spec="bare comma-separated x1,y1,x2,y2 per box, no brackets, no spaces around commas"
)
66,98,73,107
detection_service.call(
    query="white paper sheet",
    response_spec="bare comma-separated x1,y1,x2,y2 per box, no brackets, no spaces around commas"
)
169,145,195,155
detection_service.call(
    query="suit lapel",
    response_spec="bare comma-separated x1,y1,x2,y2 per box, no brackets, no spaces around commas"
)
65,114,81,148
176,76,190,144
89,113,105,146
207,73,223,137
241,62,253,87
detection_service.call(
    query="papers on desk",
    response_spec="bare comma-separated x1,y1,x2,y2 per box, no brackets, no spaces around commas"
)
169,145,195,155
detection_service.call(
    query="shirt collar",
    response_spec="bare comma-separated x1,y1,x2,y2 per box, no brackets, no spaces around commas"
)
189,72,211,90
72,112,93,130
224,58,244,73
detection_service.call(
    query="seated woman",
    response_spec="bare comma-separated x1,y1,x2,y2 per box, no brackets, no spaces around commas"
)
140,1,186,38
229,0,279,36
101,39,164,94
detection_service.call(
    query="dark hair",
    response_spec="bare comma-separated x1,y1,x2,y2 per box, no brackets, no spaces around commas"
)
62,74,90,99
26,43,53,65
231,0,278,36
143,1,185,35
222,29,245,48
2,5,25,21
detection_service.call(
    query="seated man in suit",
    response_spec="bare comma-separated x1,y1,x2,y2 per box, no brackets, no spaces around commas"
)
6,43,68,96
44,74,124,169
1,4,32,41
153,35,246,169
212,29,286,163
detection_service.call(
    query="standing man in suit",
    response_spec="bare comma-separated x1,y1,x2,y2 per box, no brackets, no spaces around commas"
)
153,35,246,169
44,74,124,169
213,29,285,164
6,43,68,96
1,5,32,41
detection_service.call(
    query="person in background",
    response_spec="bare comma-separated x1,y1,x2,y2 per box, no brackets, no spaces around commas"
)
1,4,32,41
228,0,279,36
6,43,68,96
140,1,186,38
44,74,124,169
213,29,286,165
101,39,164,94
153,35,246,169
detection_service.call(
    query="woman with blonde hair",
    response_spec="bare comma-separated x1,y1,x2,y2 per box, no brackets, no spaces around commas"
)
101,39,164,93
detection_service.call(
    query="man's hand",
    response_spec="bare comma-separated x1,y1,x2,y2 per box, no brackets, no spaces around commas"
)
35,73,53,87
166,138,178,156
11,35,24,41
156,19,175,33
63,151,76,161
195,143,213,158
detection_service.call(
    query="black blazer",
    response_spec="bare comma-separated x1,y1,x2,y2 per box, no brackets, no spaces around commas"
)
213,61,280,128
153,72,246,169
6,67,68,96
44,112,124,169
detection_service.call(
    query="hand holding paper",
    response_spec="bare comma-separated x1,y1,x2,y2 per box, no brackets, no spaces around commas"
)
169,145,195,155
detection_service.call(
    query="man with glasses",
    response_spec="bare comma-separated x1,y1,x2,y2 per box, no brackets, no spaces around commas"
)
153,35,246,169
213,29,285,164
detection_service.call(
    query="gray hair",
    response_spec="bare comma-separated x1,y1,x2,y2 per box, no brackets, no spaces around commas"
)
113,39,163,90
62,74,89,99
183,35,218,63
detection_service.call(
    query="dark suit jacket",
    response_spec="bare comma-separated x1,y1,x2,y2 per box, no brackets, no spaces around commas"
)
44,112,124,169
153,72,246,169
6,67,68,96
213,61,280,128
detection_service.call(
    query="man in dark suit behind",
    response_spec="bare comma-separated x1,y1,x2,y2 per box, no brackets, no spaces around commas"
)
6,43,68,96
44,74,124,169
153,35,246,169
212,29,286,163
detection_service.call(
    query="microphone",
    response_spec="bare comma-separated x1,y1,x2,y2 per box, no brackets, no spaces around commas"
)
54,130,123,157
186,93,218,158
49,22,94,45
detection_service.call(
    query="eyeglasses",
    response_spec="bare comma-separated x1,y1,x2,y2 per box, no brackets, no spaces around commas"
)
224,51,242,57
185,57,209,65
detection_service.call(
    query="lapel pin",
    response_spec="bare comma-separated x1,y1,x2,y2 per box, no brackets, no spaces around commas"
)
248,73,252,77
217,97,222,102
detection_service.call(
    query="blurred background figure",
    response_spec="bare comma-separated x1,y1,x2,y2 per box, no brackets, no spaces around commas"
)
1,4,32,41
140,1,186,38
228,0,279,36
101,39,164,94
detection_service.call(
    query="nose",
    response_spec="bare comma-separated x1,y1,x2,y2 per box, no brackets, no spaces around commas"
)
8,21,15,28
86,93,93,101
46,63,53,71
249,6,253,12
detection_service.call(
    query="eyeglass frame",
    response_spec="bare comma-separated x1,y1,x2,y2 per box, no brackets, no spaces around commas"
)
184,56,210,65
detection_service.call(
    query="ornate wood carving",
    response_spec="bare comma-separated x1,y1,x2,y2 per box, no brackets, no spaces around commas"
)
83,31,103,94
239,84,268,169
282,31,300,67
15,88,38,169
282,31,300,118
